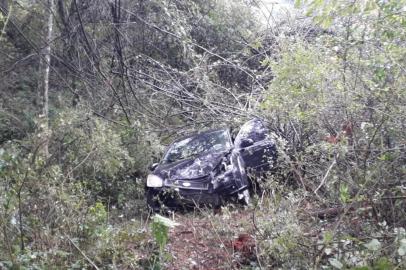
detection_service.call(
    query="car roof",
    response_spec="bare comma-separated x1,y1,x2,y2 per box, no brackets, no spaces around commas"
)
171,128,230,144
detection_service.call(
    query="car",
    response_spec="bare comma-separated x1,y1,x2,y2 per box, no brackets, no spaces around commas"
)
145,118,277,211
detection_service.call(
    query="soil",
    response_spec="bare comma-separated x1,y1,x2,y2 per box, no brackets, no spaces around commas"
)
165,208,258,270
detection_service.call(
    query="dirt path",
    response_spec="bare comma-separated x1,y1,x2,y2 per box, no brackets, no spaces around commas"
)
165,209,257,270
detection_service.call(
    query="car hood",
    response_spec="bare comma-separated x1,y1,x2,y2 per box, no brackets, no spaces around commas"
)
154,150,229,180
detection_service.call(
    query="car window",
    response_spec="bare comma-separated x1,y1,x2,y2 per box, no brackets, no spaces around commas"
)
234,119,267,147
163,130,231,164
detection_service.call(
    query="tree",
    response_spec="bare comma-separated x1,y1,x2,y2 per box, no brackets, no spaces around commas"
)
39,0,54,157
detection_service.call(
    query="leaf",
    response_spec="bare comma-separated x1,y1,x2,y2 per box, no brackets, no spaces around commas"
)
364,238,381,251
153,214,180,228
294,0,303,8
151,221,169,249
329,258,343,269
313,0,324,7
365,0,378,12
339,184,350,203
374,257,393,270
252,38,262,50
320,16,332,28
324,231,333,244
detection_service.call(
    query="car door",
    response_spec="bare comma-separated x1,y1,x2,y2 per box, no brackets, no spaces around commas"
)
234,119,277,174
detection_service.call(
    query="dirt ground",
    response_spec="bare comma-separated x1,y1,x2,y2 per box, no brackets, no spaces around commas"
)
165,209,258,270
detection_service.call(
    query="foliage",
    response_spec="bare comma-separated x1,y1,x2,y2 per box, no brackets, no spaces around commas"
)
261,0,405,219
0,0,405,268
148,217,171,270
255,0,406,268
0,106,158,267
49,107,155,201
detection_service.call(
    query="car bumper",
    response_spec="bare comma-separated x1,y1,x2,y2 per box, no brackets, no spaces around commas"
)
146,186,221,210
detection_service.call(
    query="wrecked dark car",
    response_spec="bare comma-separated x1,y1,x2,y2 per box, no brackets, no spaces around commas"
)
146,119,277,211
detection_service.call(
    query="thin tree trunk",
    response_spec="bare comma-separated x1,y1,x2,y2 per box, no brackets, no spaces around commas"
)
0,0,12,40
41,0,54,157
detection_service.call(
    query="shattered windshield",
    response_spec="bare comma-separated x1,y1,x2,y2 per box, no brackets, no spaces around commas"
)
163,130,231,164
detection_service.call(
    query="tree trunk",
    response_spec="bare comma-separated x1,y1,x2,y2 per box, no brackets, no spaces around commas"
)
41,0,54,157
0,0,11,40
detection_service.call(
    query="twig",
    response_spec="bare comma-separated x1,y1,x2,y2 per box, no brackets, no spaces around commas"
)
0,1,13,40
381,196,406,200
67,144,96,175
67,236,100,270
314,155,337,196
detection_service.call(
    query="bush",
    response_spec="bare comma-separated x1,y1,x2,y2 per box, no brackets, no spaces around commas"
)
259,0,406,223
0,106,163,268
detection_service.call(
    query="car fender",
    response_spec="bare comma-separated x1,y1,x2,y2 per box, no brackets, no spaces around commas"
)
212,150,249,194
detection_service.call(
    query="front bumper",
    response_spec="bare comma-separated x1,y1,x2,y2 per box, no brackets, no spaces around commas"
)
146,186,221,210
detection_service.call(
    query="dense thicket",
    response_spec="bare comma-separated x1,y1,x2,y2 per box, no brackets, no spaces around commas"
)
0,0,405,269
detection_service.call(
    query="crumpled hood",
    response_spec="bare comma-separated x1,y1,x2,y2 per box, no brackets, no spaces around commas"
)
154,151,228,180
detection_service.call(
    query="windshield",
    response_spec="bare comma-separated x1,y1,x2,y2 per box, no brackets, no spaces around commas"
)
163,130,231,164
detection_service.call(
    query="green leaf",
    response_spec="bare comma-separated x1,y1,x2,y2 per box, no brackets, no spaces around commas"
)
313,0,324,7
153,214,179,228
294,0,303,8
152,220,169,249
378,153,393,161
373,257,393,270
324,231,333,244
320,16,332,28
365,0,378,12
252,38,262,50
340,184,350,204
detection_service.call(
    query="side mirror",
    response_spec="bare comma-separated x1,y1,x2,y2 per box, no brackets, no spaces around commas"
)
240,138,254,148
149,163,159,171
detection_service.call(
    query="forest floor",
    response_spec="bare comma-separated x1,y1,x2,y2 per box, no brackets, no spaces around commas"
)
138,196,400,270
165,208,257,270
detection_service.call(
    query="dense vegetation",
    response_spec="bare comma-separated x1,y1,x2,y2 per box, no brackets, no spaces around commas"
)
0,0,405,269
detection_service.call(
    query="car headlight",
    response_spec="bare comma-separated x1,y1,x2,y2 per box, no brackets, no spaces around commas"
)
146,174,163,187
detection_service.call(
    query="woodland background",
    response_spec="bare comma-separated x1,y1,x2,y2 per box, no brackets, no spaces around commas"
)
0,0,405,269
